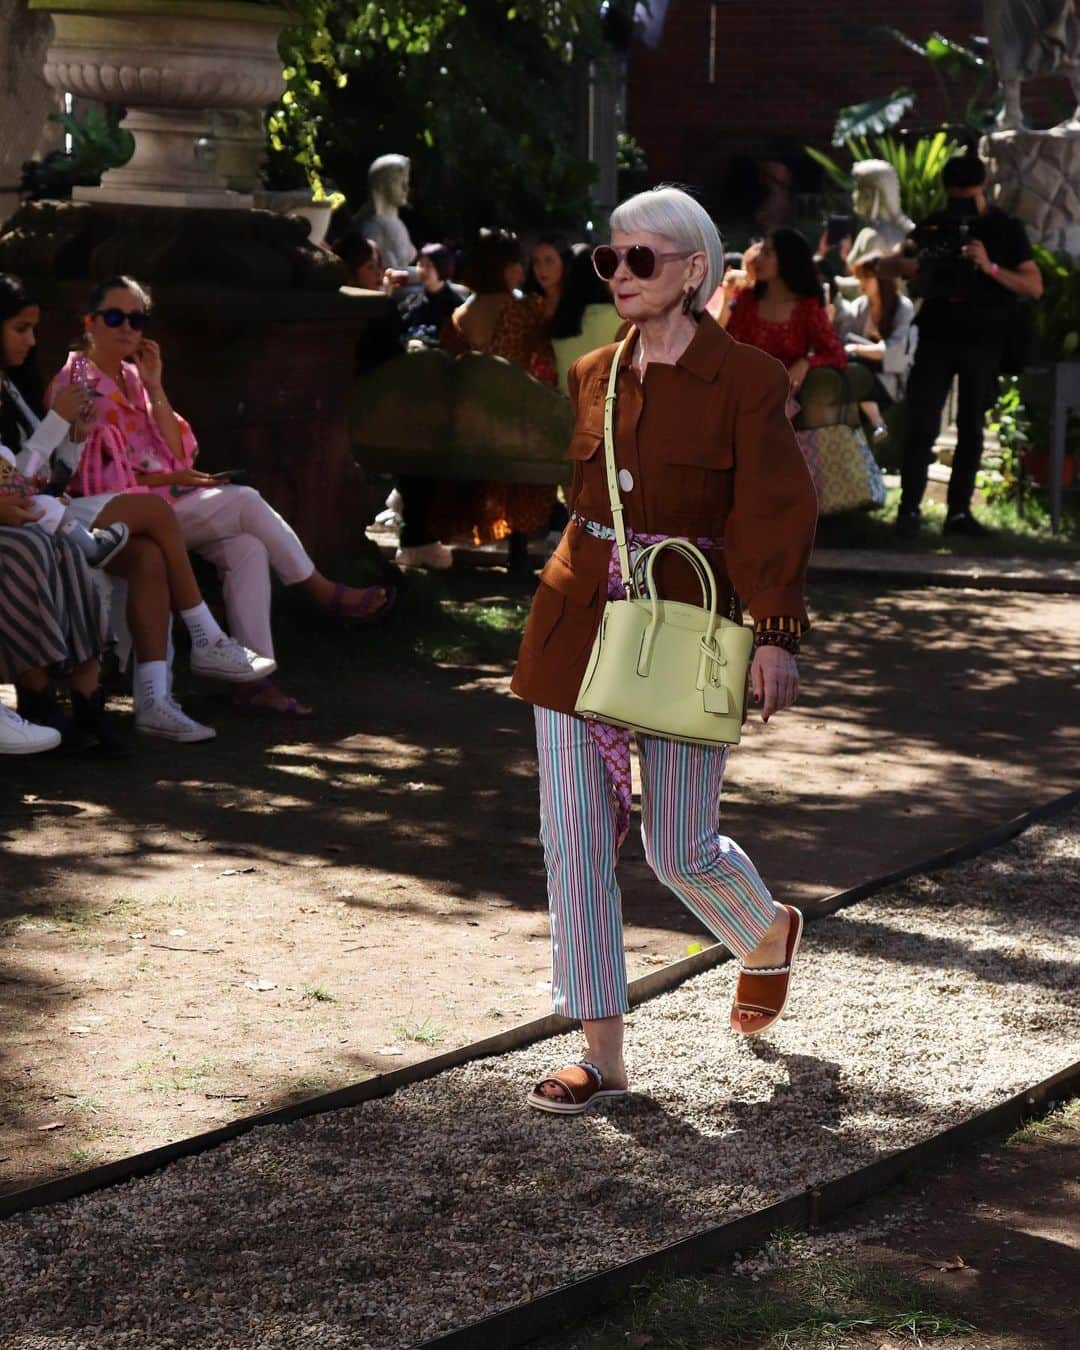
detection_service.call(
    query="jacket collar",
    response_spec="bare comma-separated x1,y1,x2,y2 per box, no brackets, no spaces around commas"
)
618,312,733,383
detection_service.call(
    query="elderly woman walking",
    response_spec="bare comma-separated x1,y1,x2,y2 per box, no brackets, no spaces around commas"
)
510,187,818,1114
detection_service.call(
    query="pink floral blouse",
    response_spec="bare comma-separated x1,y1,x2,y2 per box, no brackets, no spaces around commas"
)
48,354,199,501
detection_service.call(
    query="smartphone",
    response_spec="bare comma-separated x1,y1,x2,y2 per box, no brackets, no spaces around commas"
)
825,214,854,248
210,469,245,482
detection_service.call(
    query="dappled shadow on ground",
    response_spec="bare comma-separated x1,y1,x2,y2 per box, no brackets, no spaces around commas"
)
3,578,1076,918
0,576,1077,1193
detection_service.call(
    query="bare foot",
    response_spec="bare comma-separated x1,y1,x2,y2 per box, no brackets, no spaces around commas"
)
235,681,313,717
741,905,792,969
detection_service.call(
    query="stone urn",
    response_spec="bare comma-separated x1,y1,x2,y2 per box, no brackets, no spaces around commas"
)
30,0,291,209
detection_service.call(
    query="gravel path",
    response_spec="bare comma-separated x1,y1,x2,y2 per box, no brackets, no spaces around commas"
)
2,809,1078,1350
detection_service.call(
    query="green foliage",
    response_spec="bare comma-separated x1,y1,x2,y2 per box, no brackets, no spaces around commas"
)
805,132,959,221
827,28,1000,150
267,0,602,233
1031,244,1080,362
881,26,1000,132
830,89,915,146
984,376,1031,506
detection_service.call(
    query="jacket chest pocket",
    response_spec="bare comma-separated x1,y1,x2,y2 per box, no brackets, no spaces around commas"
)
650,437,733,524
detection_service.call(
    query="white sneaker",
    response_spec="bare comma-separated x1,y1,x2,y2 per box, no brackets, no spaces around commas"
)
395,541,454,570
189,637,277,684
0,703,61,754
135,697,217,743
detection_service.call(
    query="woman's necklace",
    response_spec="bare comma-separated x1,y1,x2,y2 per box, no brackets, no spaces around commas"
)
634,332,648,380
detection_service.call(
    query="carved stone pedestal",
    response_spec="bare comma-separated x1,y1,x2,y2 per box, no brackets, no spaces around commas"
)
982,125,1080,260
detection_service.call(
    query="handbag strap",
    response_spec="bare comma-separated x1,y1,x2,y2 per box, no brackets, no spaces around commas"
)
602,333,636,592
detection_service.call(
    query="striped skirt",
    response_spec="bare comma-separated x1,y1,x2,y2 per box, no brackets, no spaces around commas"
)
0,526,106,682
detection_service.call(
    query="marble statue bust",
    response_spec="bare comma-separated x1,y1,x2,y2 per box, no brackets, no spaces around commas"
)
847,160,915,265
984,0,1080,128
358,153,417,270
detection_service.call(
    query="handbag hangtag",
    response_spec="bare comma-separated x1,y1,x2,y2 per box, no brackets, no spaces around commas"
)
702,682,730,715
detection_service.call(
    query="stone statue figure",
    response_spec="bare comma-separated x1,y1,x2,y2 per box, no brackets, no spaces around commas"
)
358,153,417,270
847,160,914,267
985,0,1080,127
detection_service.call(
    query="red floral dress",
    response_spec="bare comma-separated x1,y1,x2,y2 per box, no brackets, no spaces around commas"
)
727,293,846,371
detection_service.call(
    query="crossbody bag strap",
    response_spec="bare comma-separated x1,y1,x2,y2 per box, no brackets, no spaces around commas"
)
602,334,635,591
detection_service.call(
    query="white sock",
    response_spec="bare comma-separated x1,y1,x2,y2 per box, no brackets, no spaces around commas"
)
135,660,168,712
179,602,225,651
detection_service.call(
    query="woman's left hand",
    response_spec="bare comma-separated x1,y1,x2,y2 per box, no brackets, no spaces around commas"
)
132,339,164,391
750,645,799,723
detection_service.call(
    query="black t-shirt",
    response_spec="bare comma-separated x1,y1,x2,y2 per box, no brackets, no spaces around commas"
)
911,206,1033,346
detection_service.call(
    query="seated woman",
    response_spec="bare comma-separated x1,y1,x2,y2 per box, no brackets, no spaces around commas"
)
0,495,124,755
438,229,557,570
50,275,395,717
1,272,270,743
400,243,463,338
709,228,846,413
526,233,573,326
549,244,625,396
833,251,917,443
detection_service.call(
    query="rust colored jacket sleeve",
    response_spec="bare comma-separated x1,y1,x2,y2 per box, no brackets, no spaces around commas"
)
724,357,817,626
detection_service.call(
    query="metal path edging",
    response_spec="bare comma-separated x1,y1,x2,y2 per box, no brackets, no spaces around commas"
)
1,787,1076,1222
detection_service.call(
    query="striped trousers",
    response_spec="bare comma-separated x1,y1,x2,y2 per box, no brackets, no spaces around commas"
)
0,526,105,684
535,706,777,1021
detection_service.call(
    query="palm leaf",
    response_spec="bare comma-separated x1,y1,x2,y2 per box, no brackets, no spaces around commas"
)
925,32,985,79
804,144,852,191
831,88,915,145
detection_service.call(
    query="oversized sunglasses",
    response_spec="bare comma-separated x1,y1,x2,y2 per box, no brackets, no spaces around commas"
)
591,244,694,280
94,308,148,331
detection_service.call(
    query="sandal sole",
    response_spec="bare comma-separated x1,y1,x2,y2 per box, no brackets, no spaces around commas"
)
526,1088,628,1115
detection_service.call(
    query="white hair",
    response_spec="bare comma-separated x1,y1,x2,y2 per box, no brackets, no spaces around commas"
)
609,185,723,315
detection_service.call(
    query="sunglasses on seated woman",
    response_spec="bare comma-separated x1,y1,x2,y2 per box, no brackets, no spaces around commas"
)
591,244,694,280
94,308,149,331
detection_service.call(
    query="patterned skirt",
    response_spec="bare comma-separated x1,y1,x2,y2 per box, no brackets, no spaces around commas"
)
0,525,106,682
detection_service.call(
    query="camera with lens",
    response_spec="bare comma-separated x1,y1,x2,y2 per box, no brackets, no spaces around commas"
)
910,213,974,301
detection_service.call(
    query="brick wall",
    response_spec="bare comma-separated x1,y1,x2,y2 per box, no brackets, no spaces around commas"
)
626,0,1065,217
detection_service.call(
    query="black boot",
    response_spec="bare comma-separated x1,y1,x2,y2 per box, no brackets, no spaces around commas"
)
71,688,131,759
16,686,93,754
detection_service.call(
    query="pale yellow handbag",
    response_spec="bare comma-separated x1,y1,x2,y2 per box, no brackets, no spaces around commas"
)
573,337,753,746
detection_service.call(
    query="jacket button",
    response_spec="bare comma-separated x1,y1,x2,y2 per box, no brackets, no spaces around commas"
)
618,468,634,492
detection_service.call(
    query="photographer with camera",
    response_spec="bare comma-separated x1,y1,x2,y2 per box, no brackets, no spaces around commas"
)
893,151,1042,538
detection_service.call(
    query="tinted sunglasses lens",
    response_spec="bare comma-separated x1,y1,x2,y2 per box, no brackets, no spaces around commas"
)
626,245,657,279
101,309,147,330
592,246,618,280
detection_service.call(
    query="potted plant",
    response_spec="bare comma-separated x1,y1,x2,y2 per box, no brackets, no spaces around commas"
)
29,0,292,207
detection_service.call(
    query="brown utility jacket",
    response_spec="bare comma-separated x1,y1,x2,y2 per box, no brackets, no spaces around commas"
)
510,313,818,716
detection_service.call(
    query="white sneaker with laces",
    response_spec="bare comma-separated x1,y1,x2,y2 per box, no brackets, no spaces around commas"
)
395,541,453,570
189,637,276,684
0,703,61,754
135,697,217,743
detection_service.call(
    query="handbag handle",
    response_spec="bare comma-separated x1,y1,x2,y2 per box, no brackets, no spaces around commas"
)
602,333,637,591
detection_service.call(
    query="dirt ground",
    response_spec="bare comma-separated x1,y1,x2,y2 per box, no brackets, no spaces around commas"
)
1,572,1078,1196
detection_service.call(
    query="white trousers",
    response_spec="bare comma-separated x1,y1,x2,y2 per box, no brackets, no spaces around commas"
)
172,486,315,659
29,494,67,534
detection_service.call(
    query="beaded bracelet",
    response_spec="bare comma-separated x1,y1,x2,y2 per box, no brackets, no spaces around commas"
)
754,629,800,656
